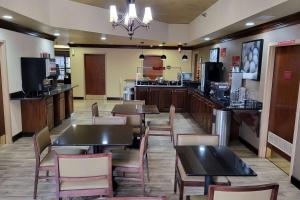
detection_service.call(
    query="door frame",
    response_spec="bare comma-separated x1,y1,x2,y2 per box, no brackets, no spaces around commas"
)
0,40,12,144
83,54,107,98
259,39,300,178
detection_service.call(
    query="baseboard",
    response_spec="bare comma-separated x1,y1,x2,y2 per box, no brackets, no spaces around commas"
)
85,95,106,100
12,132,24,142
73,97,84,100
239,136,258,155
107,97,123,100
291,176,300,190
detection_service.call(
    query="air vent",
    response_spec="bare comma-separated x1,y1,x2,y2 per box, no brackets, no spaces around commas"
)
268,131,292,156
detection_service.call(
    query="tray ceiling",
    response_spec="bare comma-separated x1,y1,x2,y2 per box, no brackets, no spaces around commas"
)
70,0,217,24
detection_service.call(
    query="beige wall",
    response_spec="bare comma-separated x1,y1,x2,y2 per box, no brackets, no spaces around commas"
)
193,24,300,101
70,48,192,98
0,28,54,136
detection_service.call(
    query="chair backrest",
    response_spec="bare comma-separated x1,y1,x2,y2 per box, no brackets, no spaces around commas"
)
123,100,145,105
176,134,219,146
169,105,175,127
91,102,99,117
115,114,142,127
33,127,51,157
108,197,167,200
93,116,127,125
54,153,113,195
208,184,279,200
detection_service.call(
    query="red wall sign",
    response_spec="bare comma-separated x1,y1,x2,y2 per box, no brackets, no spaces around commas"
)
283,70,292,80
220,48,227,57
278,40,296,46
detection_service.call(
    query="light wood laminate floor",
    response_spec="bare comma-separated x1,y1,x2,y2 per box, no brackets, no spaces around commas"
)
0,100,299,200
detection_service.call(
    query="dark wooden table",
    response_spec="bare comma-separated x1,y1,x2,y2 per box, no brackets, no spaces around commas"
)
52,125,133,153
175,145,257,195
111,104,159,115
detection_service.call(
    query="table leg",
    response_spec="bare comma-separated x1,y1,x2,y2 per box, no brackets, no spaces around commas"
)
93,146,104,153
204,175,214,195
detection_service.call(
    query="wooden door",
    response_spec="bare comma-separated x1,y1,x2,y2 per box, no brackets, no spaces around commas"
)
84,54,106,95
268,45,300,155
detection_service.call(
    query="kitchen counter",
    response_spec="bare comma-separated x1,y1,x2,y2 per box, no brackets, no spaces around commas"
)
10,84,76,100
135,85,185,88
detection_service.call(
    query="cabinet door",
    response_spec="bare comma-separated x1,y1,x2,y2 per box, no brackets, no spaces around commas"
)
65,89,74,118
148,88,160,107
172,89,187,113
59,97,65,121
135,87,148,104
46,98,54,130
159,89,172,112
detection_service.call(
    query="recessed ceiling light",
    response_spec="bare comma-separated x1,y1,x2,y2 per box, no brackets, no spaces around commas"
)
101,34,107,40
204,37,210,41
69,41,74,44
158,43,163,47
54,32,60,36
2,15,13,20
245,22,255,26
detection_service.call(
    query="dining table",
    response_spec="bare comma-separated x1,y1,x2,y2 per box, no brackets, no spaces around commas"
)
52,124,133,153
111,104,160,115
175,145,257,195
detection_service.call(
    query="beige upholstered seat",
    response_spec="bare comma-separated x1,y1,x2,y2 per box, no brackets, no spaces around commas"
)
33,127,85,199
123,100,145,105
55,153,113,199
174,134,230,200
109,197,167,200
148,105,175,143
188,184,279,200
93,116,127,125
116,114,143,135
91,102,99,117
112,127,150,194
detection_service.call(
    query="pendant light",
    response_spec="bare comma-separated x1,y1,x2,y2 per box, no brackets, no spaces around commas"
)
161,42,166,60
181,43,188,61
139,42,145,60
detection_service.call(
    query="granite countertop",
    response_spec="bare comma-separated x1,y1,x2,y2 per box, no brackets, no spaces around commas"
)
10,84,76,100
135,85,186,88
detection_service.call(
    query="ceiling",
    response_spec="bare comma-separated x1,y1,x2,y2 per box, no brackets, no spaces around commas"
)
70,0,217,24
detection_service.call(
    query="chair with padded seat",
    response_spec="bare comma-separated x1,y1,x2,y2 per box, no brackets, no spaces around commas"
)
54,153,113,200
108,197,167,200
112,127,150,194
115,113,144,136
148,105,175,144
174,134,231,200
93,116,127,125
33,127,85,199
187,183,279,200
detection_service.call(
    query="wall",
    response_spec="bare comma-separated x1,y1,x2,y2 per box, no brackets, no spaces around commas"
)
0,28,54,136
70,48,192,98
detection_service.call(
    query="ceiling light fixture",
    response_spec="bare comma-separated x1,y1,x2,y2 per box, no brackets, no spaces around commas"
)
101,34,107,40
204,37,210,41
160,43,166,60
245,22,255,26
139,42,145,60
2,15,13,20
110,0,152,40
54,32,60,36
181,43,188,61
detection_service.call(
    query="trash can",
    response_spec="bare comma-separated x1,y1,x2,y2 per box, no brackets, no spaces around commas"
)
213,109,231,146
123,87,133,100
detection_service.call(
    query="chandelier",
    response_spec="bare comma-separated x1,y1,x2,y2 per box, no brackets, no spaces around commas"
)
109,0,153,39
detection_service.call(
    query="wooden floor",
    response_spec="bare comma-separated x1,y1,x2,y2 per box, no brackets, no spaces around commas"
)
0,100,299,200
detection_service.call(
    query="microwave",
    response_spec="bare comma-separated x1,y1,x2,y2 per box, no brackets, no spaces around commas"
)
178,72,192,81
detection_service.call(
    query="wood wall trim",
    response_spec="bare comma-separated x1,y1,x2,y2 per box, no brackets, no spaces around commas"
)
0,19,56,41
69,43,192,50
192,11,300,49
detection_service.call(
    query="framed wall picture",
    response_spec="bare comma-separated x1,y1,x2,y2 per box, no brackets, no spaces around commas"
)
240,39,264,81
209,48,220,62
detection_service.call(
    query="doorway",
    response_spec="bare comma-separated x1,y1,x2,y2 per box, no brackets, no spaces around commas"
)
84,54,106,96
266,45,300,174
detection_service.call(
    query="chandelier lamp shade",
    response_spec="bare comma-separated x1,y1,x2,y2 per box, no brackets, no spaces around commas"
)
110,0,153,39
182,55,188,61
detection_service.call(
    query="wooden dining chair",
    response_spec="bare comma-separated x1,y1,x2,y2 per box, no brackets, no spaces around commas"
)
174,134,231,200
123,100,145,105
187,183,279,200
33,127,85,199
108,197,167,200
92,102,99,120
112,127,150,194
54,153,113,200
148,105,175,143
93,116,127,125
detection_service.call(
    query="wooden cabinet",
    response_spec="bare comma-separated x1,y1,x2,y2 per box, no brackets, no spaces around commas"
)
46,97,54,130
54,93,65,126
135,86,187,112
172,89,187,113
65,89,74,118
